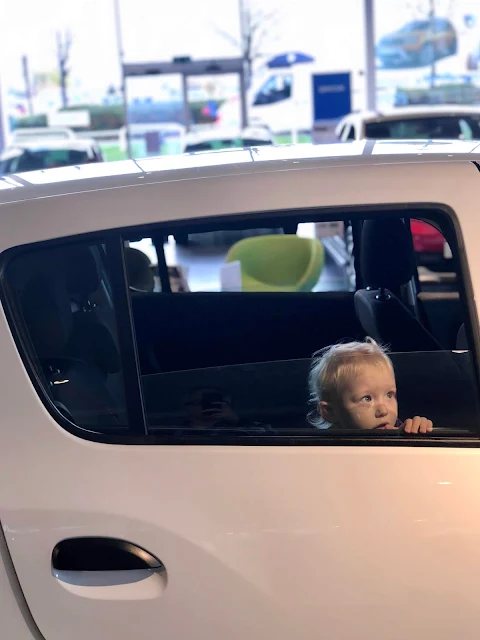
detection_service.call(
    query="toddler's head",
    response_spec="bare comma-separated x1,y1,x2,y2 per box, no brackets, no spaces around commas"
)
308,339,398,430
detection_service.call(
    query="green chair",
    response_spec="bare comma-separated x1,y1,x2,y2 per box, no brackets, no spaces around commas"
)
225,234,325,292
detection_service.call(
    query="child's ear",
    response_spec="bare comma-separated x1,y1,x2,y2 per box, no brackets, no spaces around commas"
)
319,401,336,423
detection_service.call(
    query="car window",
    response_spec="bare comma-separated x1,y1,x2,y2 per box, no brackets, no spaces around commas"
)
346,126,356,141
4,241,130,433
365,116,480,140
11,149,92,173
130,222,355,293
412,220,459,349
253,74,293,106
3,209,479,442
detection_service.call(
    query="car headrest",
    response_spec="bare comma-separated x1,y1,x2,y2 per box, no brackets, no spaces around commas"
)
21,276,72,358
65,246,100,298
124,247,155,292
360,218,416,290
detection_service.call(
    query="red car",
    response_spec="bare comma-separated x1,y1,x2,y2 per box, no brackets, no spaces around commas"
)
410,219,451,264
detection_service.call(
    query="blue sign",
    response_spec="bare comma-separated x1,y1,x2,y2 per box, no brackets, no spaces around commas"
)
312,72,351,122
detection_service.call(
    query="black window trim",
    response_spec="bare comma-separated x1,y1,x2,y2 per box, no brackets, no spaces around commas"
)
105,235,148,435
0,201,479,447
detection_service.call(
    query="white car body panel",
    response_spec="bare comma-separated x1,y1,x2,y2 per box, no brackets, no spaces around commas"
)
1,141,480,639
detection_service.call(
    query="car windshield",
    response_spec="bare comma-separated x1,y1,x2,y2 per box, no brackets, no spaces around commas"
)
2,148,92,174
365,116,480,140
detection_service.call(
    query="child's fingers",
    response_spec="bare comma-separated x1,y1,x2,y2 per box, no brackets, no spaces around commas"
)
422,418,433,433
404,417,433,434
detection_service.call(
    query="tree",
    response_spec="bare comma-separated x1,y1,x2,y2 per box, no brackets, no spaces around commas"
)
215,0,279,87
56,30,72,109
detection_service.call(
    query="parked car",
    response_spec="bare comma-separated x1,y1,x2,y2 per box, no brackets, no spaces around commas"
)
174,126,276,244
377,17,457,68
183,126,274,152
10,126,77,144
335,106,480,265
0,139,104,175
2,140,480,640
336,106,480,142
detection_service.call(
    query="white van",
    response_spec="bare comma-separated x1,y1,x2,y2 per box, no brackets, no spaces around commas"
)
1,140,480,639
218,64,363,135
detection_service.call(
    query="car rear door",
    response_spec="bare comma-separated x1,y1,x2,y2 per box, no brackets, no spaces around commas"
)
1,199,480,640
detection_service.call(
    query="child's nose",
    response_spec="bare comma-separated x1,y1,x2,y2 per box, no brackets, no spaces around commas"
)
375,403,388,417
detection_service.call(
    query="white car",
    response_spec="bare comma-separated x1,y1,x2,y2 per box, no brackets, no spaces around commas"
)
11,126,77,143
2,140,480,640
0,138,103,175
183,126,274,152
335,105,480,141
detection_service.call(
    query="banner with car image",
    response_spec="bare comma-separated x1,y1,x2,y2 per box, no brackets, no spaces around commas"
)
375,0,480,108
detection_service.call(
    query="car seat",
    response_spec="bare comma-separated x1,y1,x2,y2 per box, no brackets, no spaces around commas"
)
21,273,126,430
124,246,155,292
64,245,121,379
226,235,324,292
354,218,442,351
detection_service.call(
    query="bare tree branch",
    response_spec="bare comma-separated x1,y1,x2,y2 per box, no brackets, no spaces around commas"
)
57,29,72,109
213,2,278,86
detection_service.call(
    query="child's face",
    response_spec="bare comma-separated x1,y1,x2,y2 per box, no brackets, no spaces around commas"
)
324,362,398,430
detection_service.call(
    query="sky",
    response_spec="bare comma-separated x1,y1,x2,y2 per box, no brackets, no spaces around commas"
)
0,0,479,100
0,0,365,93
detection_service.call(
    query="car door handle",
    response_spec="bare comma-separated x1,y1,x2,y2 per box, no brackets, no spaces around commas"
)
52,537,167,595
52,537,164,572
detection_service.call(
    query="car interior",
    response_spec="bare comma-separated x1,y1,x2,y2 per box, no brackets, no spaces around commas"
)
3,210,478,436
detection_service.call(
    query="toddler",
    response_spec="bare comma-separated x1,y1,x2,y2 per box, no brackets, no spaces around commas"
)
308,339,433,433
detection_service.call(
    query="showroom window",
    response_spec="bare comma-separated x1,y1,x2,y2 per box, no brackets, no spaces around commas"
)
2,208,479,443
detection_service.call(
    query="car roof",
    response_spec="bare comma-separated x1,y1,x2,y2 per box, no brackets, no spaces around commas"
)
2,139,97,157
0,140,479,207
12,127,76,139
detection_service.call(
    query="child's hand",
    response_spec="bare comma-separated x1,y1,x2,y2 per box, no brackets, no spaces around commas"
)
403,416,433,434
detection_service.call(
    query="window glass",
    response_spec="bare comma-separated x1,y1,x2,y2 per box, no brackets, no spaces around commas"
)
412,219,459,350
5,241,129,433
253,74,293,106
124,212,478,438
5,210,479,441
346,126,356,141
129,223,354,294
365,116,480,140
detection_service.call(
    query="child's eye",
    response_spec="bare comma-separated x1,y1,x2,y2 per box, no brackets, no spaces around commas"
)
386,391,397,399
361,395,372,402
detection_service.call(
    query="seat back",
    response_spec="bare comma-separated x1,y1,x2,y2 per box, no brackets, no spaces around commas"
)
20,269,126,430
354,218,442,351
124,246,155,292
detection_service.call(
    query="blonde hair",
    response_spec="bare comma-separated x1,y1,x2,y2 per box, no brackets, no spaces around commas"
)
308,338,393,428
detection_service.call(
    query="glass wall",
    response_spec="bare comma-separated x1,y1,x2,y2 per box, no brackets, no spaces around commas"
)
375,0,480,109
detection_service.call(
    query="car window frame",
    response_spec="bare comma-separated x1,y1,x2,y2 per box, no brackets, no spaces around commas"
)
0,202,478,447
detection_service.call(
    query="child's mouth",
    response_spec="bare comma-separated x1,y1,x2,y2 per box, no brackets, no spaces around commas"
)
374,422,390,430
